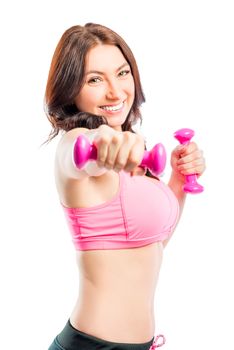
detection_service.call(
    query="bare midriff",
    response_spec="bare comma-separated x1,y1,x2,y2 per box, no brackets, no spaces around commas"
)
70,241,163,343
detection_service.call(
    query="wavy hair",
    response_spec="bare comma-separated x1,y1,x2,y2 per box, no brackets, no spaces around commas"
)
44,23,145,140
44,23,157,179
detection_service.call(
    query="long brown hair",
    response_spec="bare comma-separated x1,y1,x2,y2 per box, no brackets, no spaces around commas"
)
44,23,145,141
44,23,158,179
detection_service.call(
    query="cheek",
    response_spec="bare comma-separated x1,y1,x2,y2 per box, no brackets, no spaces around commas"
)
87,89,103,105
75,88,101,110
126,78,135,99
131,84,135,99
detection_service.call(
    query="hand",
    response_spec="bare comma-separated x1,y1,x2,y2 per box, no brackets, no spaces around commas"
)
94,125,145,174
170,142,206,182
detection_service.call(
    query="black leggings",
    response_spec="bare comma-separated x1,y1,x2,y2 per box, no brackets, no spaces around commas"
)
48,319,155,350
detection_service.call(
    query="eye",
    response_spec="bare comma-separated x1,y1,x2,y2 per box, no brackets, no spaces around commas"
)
118,69,130,77
88,76,102,84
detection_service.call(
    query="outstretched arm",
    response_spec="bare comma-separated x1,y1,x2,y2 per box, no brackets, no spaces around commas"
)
56,127,107,180
55,124,146,180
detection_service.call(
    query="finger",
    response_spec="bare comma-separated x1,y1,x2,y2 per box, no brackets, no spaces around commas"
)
181,142,199,154
115,145,135,171
179,165,205,176
177,150,203,165
177,162,206,175
115,134,137,171
177,157,204,170
124,136,145,172
94,125,116,167
96,136,110,167
173,144,187,157
104,133,123,169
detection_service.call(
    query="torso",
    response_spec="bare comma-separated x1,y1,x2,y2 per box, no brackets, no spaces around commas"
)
55,165,164,343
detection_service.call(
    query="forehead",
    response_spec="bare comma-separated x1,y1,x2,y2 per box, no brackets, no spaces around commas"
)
85,44,127,72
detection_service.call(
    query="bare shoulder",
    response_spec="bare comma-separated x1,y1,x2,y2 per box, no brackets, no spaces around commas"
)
56,168,119,209
55,127,90,180
54,128,90,202
56,127,88,153
54,128,119,208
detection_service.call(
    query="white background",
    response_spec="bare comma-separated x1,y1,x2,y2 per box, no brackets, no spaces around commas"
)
0,1,233,349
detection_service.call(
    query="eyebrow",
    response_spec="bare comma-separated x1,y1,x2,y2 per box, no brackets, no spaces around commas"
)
85,62,130,76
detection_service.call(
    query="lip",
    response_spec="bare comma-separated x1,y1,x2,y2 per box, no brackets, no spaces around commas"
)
98,101,125,114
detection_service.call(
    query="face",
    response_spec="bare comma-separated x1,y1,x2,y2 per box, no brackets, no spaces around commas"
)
75,44,135,131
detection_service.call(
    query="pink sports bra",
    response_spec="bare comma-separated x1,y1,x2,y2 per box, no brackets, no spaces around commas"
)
62,170,180,250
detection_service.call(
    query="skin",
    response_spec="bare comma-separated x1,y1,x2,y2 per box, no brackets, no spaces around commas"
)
75,45,135,132
55,44,206,343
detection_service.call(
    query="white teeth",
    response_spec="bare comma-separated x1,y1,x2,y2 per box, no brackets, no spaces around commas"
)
100,102,123,111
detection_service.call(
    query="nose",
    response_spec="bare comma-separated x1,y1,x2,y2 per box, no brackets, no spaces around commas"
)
106,79,122,100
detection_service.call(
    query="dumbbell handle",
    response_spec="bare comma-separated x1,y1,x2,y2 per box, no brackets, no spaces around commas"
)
174,128,204,194
74,134,166,177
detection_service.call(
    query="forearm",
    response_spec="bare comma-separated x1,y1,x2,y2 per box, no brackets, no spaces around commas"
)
168,171,187,213
162,139,206,248
163,171,187,248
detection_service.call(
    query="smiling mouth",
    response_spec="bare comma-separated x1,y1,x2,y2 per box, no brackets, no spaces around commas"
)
99,101,124,112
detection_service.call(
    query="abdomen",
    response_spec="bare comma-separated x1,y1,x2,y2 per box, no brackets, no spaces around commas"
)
70,241,163,343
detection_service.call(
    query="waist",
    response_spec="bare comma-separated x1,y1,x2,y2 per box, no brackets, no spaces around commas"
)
57,319,155,349
70,305,155,343
70,281,156,343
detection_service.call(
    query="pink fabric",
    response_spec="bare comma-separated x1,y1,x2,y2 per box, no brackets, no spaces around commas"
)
62,170,179,250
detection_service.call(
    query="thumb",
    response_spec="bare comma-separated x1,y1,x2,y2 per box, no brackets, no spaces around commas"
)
173,144,187,157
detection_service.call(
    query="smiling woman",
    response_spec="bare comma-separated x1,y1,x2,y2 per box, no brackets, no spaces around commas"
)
44,23,145,142
74,45,135,131
44,23,205,350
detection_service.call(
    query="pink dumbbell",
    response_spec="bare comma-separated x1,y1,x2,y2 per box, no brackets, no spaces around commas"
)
74,134,167,177
174,128,204,194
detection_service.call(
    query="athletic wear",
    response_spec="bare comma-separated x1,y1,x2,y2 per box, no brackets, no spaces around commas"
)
48,319,165,350
62,170,179,250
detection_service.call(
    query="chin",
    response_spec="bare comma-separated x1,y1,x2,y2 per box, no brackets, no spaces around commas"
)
107,114,128,127
108,120,126,131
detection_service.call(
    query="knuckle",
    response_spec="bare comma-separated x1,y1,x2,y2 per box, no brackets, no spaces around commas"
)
99,136,110,145
197,166,203,174
186,143,195,153
105,159,114,167
98,156,106,164
136,134,144,143
116,159,125,168
128,154,139,166
112,133,122,145
116,159,126,168
123,131,132,141
123,130,131,136
190,141,197,148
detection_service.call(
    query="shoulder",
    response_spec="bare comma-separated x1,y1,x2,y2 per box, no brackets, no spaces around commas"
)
56,127,89,152
55,127,89,170
55,127,90,182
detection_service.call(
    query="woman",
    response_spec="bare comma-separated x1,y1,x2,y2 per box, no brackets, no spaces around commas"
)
45,23,205,350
